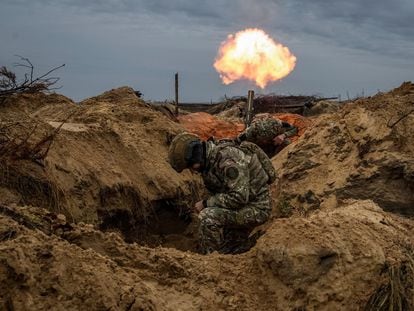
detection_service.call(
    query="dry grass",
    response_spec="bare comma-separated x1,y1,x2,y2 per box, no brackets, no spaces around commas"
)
365,251,414,311
0,56,64,99
0,120,64,165
0,160,66,215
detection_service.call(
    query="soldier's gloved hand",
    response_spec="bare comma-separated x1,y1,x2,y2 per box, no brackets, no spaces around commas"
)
273,134,286,145
193,200,205,214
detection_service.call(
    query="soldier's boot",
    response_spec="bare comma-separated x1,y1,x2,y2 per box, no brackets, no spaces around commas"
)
198,220,224,255
219,228,251,254
221,228,267,254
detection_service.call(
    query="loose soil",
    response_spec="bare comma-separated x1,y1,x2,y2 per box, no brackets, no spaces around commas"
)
0,83,414,310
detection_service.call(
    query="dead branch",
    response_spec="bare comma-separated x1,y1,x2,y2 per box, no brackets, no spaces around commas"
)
0,56,65,99
387,106,414,128
0,110,75,165
28,116,69,161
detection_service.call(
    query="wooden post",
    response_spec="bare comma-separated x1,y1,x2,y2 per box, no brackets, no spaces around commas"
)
245,90,254,126
175,73,179,116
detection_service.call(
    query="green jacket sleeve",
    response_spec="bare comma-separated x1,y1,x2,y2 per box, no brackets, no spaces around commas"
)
206,150,250,210
282,122,298,138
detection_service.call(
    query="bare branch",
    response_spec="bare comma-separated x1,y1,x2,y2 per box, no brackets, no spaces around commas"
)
387,106,414,128
0,56,65,99
14,64,33,69
0,109,75,164
34,63,65,82
15,55,34,81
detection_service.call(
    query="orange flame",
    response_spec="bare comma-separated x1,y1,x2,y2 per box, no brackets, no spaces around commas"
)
214,28,296,88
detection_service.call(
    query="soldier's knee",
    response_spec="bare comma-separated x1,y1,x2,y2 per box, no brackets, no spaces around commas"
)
199,207,214,225
199,207,224,227
199,207,213,219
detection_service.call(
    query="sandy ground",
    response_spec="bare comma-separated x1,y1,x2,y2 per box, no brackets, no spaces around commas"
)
0,83,414,310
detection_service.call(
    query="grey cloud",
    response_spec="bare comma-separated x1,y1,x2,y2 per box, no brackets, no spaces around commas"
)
264,0,414,59
3,0,280,28
5,0,414,35
1,0,413,102
59,0,414,39
5,0,413,57
279,0,414,39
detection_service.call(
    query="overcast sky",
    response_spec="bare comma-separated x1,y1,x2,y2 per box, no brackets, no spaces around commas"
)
1,0,413,102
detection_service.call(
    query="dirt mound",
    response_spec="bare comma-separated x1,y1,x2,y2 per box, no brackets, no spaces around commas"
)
255,199,414,309
272,82,414,216
305,100,341,116
0,205,160,310
1,200,413,310
0,87,204,246
0,92,74,118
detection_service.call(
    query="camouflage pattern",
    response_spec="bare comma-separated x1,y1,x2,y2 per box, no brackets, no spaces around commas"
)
242,117,297,145
238,141,277,184
199,191,270,253
237,116,298,157
198,141,271,253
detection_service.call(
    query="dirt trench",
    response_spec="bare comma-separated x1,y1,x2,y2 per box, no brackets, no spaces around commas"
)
1,84,414,310
99,197,198,252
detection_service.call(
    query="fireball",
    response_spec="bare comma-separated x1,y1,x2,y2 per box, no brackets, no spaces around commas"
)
214,28,296,88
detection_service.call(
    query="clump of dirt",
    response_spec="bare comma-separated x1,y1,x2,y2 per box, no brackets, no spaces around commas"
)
272,82,414,216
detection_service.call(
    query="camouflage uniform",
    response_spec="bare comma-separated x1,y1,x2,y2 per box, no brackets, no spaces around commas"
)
199,140,271,253
239,115,298,157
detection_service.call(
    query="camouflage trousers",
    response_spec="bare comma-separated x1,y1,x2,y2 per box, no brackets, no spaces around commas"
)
198,194,271,254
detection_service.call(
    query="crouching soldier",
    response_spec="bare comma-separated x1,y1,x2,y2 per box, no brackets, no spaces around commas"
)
237,113,298,157
168,132,275,254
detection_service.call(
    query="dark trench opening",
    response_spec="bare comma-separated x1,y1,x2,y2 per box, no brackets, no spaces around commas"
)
99,199,198,252
99,199,264,254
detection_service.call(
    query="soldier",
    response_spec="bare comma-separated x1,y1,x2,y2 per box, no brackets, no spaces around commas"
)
237,113,298,157
168,132,274,254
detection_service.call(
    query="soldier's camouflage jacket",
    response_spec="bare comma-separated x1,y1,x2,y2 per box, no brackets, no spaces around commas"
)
202,141,270,211
242,117,297,145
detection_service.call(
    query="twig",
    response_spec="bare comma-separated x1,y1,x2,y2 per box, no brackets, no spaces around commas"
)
0,56,65,98
33,64,65,83
387,107,414,128
0,109,75,164
15,55,34,82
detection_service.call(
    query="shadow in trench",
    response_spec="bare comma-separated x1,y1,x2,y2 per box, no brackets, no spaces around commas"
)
100,199,199,252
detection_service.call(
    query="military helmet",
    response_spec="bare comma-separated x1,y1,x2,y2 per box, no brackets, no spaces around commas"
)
168,132,201,172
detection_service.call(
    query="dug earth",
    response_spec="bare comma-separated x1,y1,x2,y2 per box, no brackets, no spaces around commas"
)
0,83,414,310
